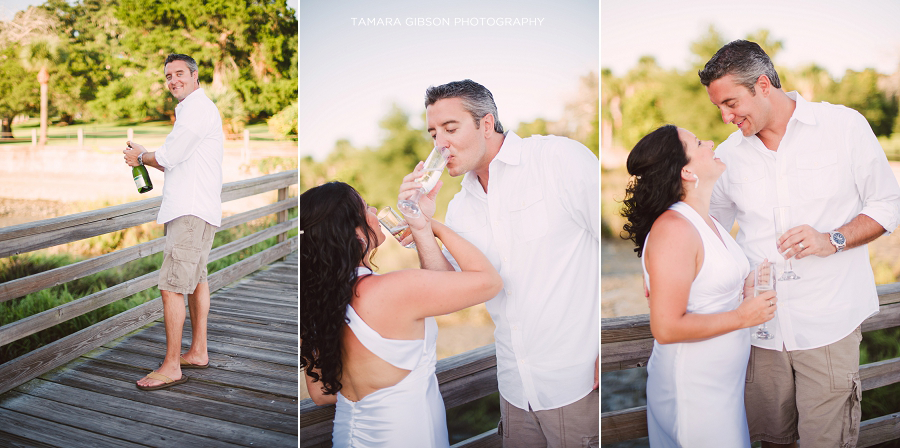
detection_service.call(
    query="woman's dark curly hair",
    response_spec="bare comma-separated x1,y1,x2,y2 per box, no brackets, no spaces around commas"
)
300,181,379,395
621,125,689,257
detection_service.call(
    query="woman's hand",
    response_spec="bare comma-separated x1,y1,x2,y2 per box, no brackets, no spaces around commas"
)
736,289,777,328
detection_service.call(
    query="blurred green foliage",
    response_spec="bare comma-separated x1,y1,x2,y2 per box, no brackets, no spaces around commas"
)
602,26,900,153
301,73,599,217
0,0,297,137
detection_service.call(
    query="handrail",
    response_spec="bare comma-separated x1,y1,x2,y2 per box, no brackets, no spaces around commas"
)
600,287,900,446
0,170,298,396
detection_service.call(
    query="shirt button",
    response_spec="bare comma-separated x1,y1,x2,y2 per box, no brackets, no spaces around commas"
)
513,325,519,330
520,359,525,365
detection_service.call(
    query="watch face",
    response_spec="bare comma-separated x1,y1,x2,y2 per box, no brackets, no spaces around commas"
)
833,233,846,245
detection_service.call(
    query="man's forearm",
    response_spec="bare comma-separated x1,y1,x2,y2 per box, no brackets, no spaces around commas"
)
838,214,886,250
410,225,454,271
141,152,165,172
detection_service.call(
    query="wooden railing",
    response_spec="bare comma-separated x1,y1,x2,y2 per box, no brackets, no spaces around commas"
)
0,170,299,396
600,284,900,446
300,344,502,448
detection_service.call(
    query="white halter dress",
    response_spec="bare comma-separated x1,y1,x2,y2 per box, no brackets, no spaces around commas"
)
331,267,449,448
642,202,752,447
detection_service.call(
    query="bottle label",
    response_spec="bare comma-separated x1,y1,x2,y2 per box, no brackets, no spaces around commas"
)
134,175,147,189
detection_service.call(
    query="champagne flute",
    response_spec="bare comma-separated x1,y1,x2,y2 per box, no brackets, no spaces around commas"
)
377,206,416,249
773,206,800,281
397,146,449,218
752,260,777,340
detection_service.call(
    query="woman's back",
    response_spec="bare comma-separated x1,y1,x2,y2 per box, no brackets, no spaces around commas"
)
332,267,449,448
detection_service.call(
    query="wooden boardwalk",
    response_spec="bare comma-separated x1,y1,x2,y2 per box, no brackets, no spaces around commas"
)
0,252,298,447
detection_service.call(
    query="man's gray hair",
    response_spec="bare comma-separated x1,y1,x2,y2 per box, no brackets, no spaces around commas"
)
164,53,198,74
425,79,504,134
698,40,781,94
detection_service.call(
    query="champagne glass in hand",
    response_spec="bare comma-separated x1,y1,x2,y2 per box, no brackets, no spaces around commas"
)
398,146,449,218
377,206,416,249
752,260,777,340
773,206,800,281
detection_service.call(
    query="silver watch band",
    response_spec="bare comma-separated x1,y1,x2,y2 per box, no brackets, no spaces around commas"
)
138,152,144,166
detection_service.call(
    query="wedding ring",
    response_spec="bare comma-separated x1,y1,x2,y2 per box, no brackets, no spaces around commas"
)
768,299,774,307
798,242,805,250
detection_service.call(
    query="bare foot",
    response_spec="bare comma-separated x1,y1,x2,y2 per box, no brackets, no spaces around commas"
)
136,361,183,388
181,351,209,367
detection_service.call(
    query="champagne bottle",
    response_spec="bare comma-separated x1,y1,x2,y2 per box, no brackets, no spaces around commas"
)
130,144,153,193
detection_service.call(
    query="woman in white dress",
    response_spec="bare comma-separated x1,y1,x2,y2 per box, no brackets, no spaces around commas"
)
621,125,778,447
300,181,502,447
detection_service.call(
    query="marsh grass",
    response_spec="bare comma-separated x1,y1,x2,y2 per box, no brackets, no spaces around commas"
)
0,205,297,364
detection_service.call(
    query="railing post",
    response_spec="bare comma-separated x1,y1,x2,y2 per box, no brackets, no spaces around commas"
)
243,129,250,164
31,129,37,147
77,128,84,148
277,186,288,261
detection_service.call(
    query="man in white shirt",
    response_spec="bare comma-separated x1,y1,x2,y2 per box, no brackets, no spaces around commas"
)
701,40,900,447
123,53,224,391
399,80,599,447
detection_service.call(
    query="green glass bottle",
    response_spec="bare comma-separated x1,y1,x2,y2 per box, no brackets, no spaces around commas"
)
133,163,153,193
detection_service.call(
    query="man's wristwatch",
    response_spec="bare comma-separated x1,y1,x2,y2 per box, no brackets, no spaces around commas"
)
137,152,144,166
828,230,846,253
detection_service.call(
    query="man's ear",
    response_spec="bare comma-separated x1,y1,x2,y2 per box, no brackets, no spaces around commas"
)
757,74,772,97
481,113,495,137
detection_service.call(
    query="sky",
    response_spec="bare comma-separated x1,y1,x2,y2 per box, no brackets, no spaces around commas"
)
602,0,900,78
299,0,600,161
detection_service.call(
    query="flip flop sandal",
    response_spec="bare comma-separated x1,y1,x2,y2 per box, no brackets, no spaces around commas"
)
136,371,189,391
180,354,209,369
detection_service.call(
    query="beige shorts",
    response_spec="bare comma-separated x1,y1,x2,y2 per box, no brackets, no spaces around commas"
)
745,326,862,447
498,389,599,448
158,215,217,295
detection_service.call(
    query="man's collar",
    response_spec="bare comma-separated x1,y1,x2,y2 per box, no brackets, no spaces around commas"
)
176,88,205,110
495,131,522,166
785,91,816,126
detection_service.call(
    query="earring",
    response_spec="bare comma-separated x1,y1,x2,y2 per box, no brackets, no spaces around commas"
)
693,174,699,189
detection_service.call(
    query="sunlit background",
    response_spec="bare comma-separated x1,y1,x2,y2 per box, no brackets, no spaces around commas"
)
600,2,900,443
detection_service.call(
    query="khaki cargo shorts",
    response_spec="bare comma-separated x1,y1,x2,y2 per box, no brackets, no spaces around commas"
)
744,326,862,447
158,215,217,295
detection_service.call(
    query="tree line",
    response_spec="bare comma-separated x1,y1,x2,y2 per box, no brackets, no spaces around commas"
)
602,27,900,155
0,0,298,139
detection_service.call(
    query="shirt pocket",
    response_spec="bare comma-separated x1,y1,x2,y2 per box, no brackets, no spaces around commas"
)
509,185,548,242
727,162,768,210
794,150,840,200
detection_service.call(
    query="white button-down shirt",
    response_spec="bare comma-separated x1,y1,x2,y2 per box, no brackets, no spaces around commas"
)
442,132,599,411
155,88,224,227
710,92,900,351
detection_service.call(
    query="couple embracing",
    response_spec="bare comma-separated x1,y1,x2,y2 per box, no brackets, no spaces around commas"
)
301,80,600,447
623,40,900,447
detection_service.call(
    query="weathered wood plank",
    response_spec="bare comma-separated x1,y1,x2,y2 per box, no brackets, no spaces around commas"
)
0,429,55,448
859,412,900,447
131,330,299,364
600,406,647,444
598,358,900,445
0,390,239,447
0,406,136,447
42,367,297,435
0,241,296,395
103,337,297,378
600,302,900,351
0,170,296,257
860,357,900,391
0,221,297,349
600,338,653,372
15,378,292,446
452,429,502,448
0,195,296,304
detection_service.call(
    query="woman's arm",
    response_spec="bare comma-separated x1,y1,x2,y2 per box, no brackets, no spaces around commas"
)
645,211,775,344
378,219,502,320
304,368,337,406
